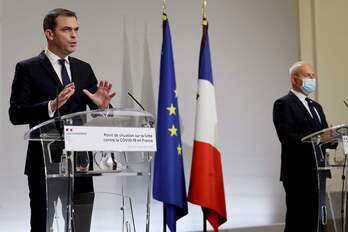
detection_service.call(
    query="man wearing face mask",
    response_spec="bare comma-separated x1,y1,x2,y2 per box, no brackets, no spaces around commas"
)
273,61,331,232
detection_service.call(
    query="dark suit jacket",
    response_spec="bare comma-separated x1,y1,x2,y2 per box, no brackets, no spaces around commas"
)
9,51,99,175
273,91,329,183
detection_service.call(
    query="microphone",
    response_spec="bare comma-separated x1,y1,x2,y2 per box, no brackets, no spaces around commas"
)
127,92,145,110
344,100,348,109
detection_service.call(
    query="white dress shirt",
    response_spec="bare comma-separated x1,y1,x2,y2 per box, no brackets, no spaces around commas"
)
290,89,321,122
45,49,72,117
45,49,72,83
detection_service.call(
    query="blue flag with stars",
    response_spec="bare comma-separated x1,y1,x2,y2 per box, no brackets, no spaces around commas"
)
153,15,188,232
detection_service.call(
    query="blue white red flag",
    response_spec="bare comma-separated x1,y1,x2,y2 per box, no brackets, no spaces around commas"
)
188,18,227,232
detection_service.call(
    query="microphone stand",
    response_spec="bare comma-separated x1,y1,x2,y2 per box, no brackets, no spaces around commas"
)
53,90,73,231
127,92,153,232
340,154,347,232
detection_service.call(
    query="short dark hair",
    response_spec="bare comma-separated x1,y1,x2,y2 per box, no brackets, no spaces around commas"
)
43,8,77,31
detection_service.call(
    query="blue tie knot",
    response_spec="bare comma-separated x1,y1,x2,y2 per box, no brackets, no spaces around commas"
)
58,59,70,86
58,59,65,65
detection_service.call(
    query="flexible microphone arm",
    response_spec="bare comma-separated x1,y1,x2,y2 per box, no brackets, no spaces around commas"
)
127,92,145,111
127,91,154,128
344,100,348,109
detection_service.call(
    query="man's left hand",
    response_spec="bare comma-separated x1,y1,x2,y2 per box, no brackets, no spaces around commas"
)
83,80,116,108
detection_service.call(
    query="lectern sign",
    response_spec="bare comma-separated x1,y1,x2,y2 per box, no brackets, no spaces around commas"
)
64,126,157,152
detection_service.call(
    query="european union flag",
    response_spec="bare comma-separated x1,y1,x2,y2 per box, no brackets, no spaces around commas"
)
153,15,188,232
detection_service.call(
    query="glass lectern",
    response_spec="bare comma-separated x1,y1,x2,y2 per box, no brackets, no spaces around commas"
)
24,108,156,232
302,124,348,232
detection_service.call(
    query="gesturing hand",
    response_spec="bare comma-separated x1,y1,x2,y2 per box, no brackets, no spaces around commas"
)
83,80,116,108
50,82,75,112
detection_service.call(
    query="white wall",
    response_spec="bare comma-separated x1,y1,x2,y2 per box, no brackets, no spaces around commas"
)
314,0,348,124
0,0,299,231
298,0,348,124
0,0,2,142
298,0,348,196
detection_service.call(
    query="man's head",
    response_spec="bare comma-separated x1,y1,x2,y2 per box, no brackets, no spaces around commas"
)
43,8,78,58
289,61,316,96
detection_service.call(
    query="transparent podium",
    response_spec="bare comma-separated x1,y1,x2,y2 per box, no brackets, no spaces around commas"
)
24,108,156,232
302,124,348,232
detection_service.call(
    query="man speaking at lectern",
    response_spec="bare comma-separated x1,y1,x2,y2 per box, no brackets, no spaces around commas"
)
9,8,115,231
273,62,330,232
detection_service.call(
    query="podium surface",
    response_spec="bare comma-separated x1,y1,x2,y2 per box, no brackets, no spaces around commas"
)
25,108,156,232
302,124,348,232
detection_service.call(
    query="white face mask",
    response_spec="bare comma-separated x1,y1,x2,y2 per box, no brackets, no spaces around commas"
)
300,78,316,95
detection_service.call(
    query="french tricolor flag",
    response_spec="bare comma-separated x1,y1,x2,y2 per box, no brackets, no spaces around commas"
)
188,19,227,231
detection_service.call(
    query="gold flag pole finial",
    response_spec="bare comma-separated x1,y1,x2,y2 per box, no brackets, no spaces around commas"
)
202,0,208,25
162,0,168,20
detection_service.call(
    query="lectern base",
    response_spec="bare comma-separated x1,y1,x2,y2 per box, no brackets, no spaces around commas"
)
73,192,94,232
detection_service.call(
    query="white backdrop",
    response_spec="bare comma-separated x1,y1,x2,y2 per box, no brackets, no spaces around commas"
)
0,0,298,231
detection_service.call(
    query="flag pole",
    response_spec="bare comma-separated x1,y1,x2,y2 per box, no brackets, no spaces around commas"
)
163,0,167,18
203,209,207,232
162,1,167,232
202,0,207,21
163,205,167,232
201,2,208,231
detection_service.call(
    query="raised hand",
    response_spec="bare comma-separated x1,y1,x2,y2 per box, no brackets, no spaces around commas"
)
83,80,116,108
50,82,75,112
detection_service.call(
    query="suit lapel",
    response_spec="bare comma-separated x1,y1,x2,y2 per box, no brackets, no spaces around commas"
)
38,51,64,90
288,91,318,130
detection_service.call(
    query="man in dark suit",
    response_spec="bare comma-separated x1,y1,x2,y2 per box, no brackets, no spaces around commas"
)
273,61,332,232
9,8,115,231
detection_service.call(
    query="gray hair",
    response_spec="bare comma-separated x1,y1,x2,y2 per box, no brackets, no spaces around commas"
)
289,61,305,76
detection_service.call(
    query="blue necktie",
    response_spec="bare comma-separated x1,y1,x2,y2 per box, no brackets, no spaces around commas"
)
305,97,322,130
58,59,71,86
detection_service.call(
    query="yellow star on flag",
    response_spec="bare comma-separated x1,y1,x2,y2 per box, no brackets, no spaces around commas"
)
177,144,182,155
166,104,176,116
168,124,177,136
